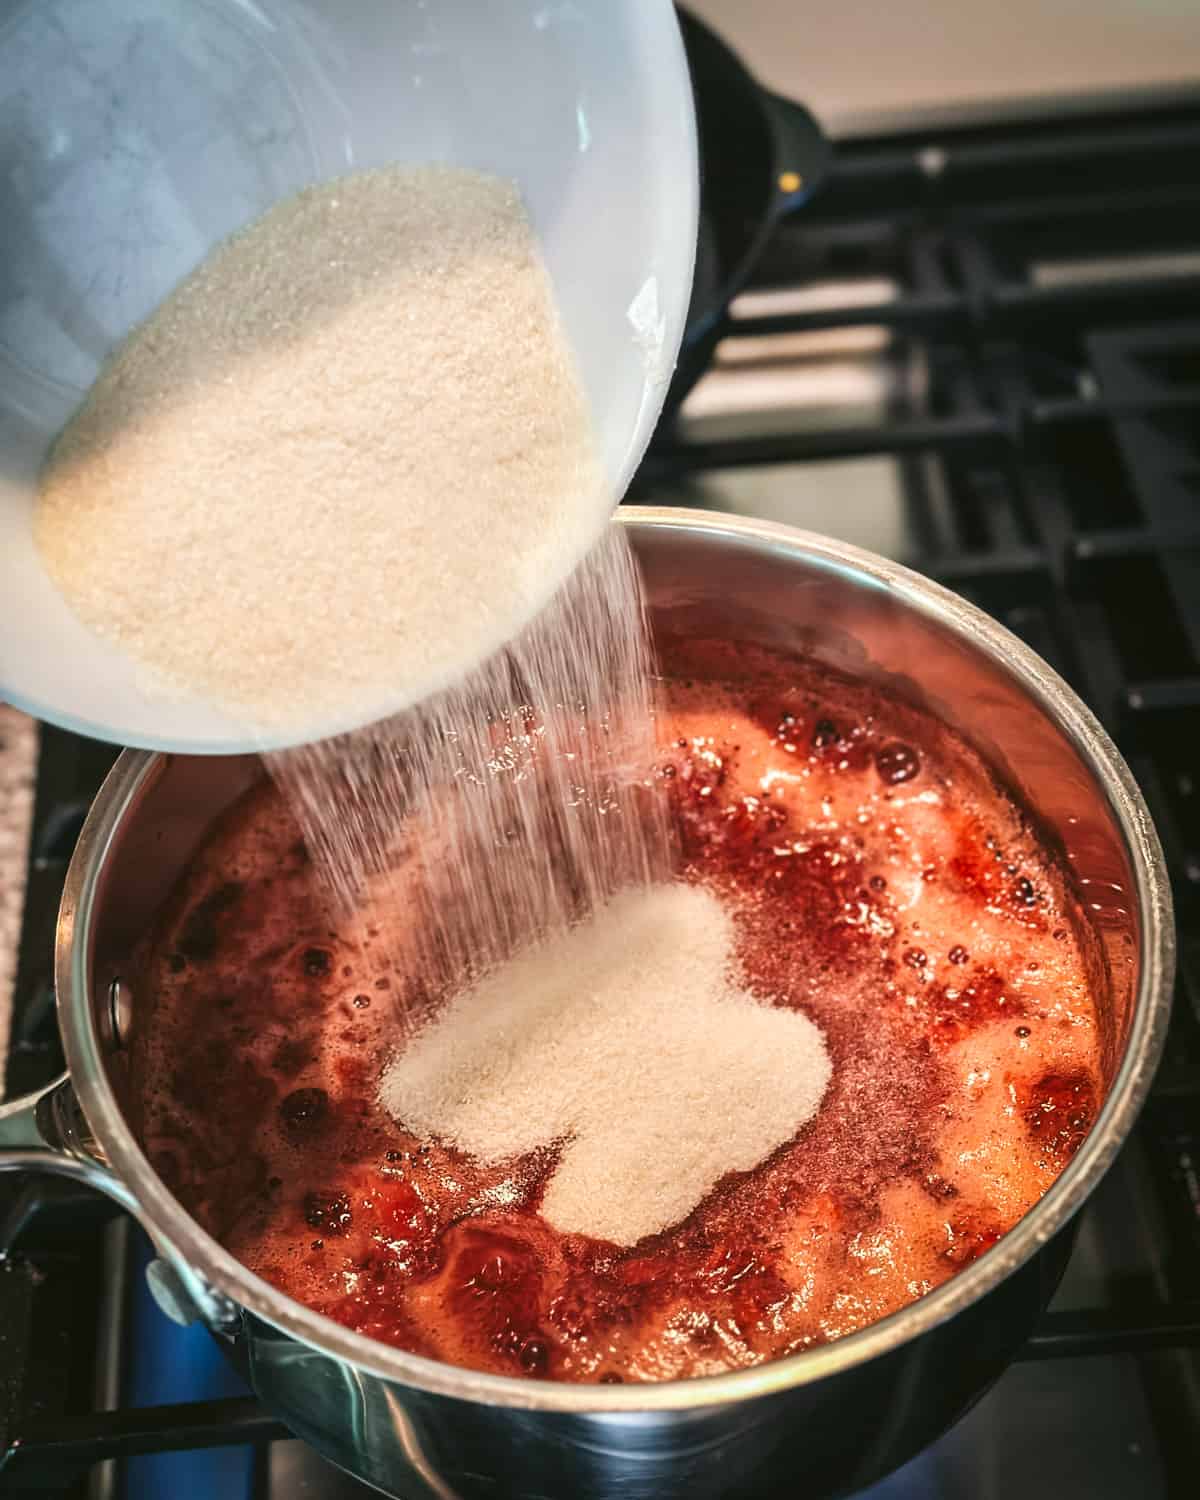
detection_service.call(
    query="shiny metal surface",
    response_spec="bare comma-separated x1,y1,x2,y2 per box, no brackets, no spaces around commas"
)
0,511,1175,1498
0,1074,138,1201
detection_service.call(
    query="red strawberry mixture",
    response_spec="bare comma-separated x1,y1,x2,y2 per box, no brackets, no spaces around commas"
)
132,642,1101,1382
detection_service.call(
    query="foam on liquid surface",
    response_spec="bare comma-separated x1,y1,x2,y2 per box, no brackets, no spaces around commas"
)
132,644,1101,1383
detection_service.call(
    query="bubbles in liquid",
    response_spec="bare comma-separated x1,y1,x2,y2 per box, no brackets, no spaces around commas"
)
875,741,921,785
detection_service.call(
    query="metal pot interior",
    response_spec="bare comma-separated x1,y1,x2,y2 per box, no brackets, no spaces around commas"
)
70,510,1171,1402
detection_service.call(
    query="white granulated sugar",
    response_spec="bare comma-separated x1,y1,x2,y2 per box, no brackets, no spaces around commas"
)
379,883,832,1245
34,166,604,730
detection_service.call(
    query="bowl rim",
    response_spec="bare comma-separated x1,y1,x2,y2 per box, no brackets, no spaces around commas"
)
57,506,1176,1412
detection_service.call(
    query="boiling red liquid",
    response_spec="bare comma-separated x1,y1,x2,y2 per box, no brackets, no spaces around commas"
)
132,643,1100,1382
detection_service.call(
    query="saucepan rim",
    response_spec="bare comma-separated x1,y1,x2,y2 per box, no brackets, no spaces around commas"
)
55,507,1175,1412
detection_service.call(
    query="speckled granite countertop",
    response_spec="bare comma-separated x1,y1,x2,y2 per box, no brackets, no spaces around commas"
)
0,704,37,1094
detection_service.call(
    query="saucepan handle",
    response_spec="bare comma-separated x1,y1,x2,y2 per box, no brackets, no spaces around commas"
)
0,1072,130,1186
0,1075,239,1332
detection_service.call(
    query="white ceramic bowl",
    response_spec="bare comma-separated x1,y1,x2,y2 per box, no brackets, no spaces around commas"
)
0,0,698,751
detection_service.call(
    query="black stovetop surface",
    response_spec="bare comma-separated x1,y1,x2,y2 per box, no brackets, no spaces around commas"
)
3,100,1200,1500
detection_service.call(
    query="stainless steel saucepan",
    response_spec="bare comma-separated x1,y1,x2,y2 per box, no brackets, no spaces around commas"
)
0,510,1174,1499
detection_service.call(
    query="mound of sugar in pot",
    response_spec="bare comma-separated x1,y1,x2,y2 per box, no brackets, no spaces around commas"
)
34,165,605,730
379,883,832,1245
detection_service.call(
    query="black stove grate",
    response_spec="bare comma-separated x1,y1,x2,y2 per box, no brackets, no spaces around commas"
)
3,101,1200,1497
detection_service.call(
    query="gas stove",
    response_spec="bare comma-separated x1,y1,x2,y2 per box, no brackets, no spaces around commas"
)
3,101,1200,1500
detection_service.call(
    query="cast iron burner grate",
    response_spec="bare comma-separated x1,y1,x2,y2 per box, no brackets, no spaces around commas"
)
3,100,1200,1499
